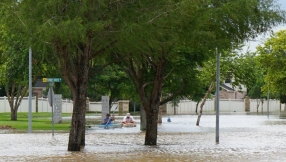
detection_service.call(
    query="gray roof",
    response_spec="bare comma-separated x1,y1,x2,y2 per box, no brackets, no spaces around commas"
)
33,79,48,88
221,84,234,91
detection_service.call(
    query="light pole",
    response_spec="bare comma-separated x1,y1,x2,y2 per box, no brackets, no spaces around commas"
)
267,80,270,118
266,48,271,119
28,47,32,133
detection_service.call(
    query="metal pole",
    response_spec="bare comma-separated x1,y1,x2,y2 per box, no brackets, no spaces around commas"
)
267,82,269,118
267,48,270,118
216,48,220,144
50,83,54,136
28,47,32,133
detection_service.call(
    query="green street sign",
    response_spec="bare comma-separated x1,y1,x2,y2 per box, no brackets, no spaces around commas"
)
42,78,62,82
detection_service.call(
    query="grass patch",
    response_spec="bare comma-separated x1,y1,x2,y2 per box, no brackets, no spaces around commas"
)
0,112,71,131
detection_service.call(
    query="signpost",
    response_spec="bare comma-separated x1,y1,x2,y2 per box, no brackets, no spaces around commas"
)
28,47,32,133
43,78,62,136
47,85,54,136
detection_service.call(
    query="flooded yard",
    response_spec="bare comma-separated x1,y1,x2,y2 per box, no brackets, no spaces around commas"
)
1,114,286,162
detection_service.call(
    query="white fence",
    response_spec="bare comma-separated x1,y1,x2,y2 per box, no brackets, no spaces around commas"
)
0,97,119,113
0,97,74,113
166,99,285,115
0,97,285,114
89,102,118,112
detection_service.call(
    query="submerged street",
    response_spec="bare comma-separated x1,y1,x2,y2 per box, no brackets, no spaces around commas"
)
1,114,286,162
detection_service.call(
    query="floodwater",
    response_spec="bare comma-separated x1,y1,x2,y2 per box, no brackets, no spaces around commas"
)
1,114,286,162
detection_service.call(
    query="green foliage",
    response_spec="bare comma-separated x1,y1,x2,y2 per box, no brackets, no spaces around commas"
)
88,65,134,102
256,30,286,96
280,94,286,104
162,47,206,101
0,85,5,96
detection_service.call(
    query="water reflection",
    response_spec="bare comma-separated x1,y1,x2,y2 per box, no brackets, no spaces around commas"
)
1,115,286,162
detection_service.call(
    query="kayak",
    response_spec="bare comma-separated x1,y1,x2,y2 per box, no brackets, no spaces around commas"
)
123,123,136,127
85,123,123,129
97,123,123,129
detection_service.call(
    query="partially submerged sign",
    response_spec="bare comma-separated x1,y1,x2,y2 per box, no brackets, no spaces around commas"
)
101,96,109,121
53,94,62,124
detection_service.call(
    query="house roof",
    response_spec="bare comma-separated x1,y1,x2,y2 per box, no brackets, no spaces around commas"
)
33,79,48,88
221,84,235,91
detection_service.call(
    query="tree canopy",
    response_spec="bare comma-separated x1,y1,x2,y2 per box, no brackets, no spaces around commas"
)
256,30,286,96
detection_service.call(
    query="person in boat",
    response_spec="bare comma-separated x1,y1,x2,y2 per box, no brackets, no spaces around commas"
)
122,113,135,124
102,113,114,125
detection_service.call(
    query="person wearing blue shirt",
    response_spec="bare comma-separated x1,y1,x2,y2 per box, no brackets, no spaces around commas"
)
102,113,114,125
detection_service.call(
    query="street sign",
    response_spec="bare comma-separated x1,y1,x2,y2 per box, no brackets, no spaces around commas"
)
42,78,62,82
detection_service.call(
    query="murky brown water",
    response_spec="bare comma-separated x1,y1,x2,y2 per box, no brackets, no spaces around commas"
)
1,114,286,162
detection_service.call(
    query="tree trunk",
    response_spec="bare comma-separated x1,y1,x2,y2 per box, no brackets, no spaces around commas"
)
158,108,162,124
196,98,206,126
195,101,199,114
7,83,27,121
11,108,17,120
261,99,264,113
196,79,215,126
36,94,38,113
139,59,165,146
144,104,159,145
124,56,175,146
140,106,147,131
68,91,87,151
63,50,89,151
256,99,260,113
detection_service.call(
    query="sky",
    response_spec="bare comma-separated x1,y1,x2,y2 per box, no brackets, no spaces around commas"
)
243,0,286,52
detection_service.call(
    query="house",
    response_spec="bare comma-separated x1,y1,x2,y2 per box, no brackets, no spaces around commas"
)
33,79,48,98
220,82,247,99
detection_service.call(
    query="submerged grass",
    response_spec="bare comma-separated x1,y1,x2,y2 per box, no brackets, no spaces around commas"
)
0,112,71,131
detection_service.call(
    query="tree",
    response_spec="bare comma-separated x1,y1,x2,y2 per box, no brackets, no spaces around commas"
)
0,19,46,120
236,52,266,112
114,0,285,145
256,30,286,96
196,49,243,126
0,0,140,151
